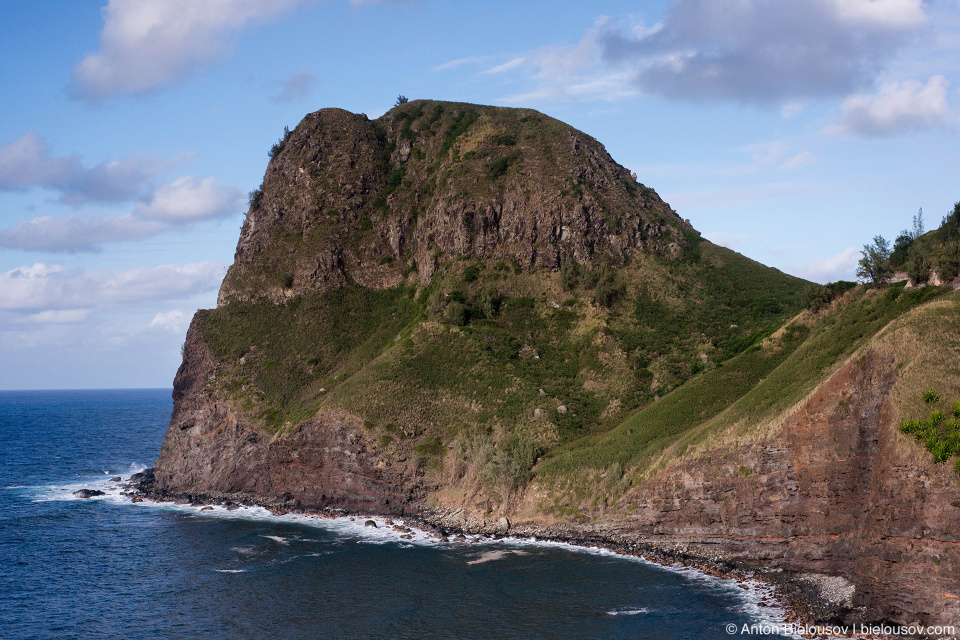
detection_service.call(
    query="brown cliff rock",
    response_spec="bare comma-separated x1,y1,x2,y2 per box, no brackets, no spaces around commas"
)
154,321,421,514
597,350,959,627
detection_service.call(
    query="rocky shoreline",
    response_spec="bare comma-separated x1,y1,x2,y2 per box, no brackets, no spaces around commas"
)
128,468,891,639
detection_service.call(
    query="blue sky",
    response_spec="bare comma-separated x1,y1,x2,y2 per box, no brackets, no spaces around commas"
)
1,0,958,389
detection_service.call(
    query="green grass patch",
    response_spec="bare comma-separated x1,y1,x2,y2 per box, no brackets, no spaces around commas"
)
197,286,419,431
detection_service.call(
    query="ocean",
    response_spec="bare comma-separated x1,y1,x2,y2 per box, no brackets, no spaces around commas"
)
0,389,795,639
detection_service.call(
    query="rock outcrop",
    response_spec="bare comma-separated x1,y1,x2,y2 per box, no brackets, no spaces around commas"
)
216,101,690,305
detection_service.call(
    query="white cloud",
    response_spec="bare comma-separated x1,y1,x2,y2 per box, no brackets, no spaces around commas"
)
0,131,77,189
134,176,244,223
736,140,789,169
71,0,310,100
25,309,91,324
483,57,528,75
271,70,318,103
791,246,860,283
478,19,641,104
0,214,162,252
0,262,225,313
781,151,816,170
0,131,193,206
0,176,244,252
597,0,929,104
781,101,807,118
149,309,190,332
477,1,930,107
432,56,487,73
830,75,956,137
828,0,927,30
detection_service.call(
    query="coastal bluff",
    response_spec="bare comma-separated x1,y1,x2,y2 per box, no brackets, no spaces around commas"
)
153,100,960,630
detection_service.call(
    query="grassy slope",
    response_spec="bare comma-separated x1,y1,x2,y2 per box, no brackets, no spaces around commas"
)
198,240,808,480
533,283,956,510
874,293,960,472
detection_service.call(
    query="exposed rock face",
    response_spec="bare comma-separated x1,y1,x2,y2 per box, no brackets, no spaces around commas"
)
217,101,689,305
153,322,421,515
615,350,960,626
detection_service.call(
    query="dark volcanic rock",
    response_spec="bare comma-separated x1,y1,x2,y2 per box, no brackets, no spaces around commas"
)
73,489,104,499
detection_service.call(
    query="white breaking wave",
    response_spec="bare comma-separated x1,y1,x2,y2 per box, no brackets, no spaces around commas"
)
23,475,807,636
606,607,650,615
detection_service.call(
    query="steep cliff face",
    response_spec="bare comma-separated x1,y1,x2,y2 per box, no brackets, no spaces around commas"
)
617,349,960,626
155,321,422,514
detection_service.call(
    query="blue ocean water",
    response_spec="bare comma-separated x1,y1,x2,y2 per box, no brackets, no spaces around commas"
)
0,389,793,639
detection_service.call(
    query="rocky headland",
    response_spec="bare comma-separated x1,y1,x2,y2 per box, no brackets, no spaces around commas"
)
151,100,960,633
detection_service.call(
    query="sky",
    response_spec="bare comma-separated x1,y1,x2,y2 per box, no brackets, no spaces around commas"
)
1,0,958,390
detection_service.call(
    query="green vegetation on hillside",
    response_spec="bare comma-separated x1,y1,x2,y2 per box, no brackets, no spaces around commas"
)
199,236,808,490
205,96,960,515
536,283,954,496
859,202,960,286
197,286,419,430
899,395,960,472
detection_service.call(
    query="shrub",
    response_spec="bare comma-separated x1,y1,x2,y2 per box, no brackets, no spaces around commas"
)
856,236,891,287
486,151,521,179
560,261,579,290
932,440,951,463
444,301,466,326
478,286,501,319
480,436,544,496
953,400,960,419
248,183,264,208
802,284,832,312
682,230,702,263
462,263,482,283
889,231,913,269
939,248,960,282
899,419,921,435
415,437,444,457
923,388,940,403
387,166,406,191
268,125,291,159
593,270,625,308
906,244,929,284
